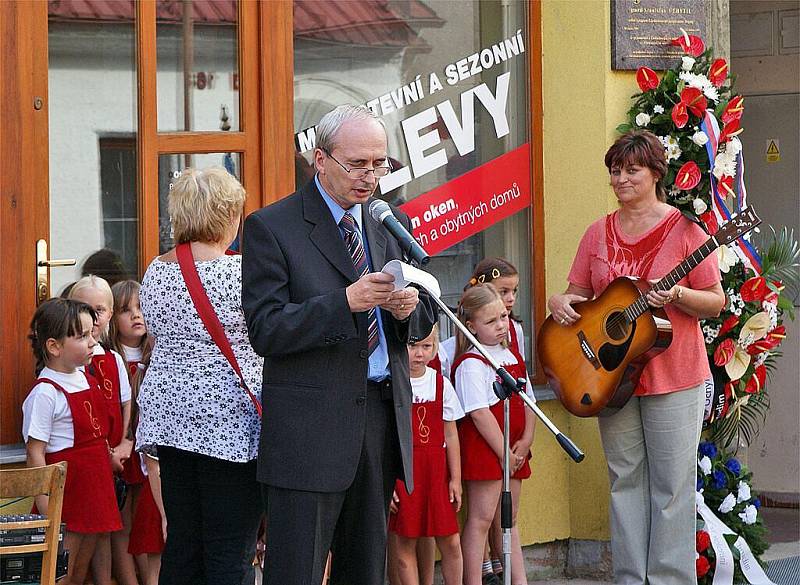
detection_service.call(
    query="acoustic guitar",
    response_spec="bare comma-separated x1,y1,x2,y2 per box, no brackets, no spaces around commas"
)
537,207,761,417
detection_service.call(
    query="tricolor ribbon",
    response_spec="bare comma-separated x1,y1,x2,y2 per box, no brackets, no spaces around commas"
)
696,491,775,585
700,110,763,273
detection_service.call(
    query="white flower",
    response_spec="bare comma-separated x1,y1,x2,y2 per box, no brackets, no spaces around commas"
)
658,135,683,162
754,351,769,367
762,301,778,329
682,56,696,71
728,137,743,155
693,198,708,215
636,112,651,127
679,71,719,103
692,130,709,147
737,481,751,502
699,456,712,475
739,504,758,524
703,85,720,102
717,245,739,273
713,149,738,179
719,493,737,513
653,105,665,114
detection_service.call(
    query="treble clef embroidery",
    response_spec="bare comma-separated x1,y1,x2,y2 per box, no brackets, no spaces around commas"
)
83,400,102,438
416,406,430,444
96,360,114,400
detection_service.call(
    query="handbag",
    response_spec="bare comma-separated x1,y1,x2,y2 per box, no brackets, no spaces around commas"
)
175,243,263,418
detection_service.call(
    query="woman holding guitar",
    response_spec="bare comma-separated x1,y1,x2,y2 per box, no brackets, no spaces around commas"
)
547,131,725,584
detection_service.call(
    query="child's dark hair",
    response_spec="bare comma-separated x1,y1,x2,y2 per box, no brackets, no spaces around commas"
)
465,257,519,290
455,283,505,360
109,280,146,370
29,298,96,374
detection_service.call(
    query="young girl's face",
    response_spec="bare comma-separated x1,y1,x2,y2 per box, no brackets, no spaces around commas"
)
468,299,508,346
49,312,96,371
492,274,519,313
116,293,146,346
72,287,112,339
408,331,437,376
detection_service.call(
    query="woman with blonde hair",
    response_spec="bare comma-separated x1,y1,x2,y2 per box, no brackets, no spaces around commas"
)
136,167,263,585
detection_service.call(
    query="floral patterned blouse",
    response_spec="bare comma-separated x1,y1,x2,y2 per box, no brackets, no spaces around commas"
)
137,255,262,462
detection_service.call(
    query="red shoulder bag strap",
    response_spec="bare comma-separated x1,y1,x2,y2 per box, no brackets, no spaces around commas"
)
175,243,262,418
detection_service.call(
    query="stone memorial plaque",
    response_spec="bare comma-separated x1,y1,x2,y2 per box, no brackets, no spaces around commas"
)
612,0,708,70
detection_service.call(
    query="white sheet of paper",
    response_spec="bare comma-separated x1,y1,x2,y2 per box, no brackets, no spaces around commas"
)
381,260,441,298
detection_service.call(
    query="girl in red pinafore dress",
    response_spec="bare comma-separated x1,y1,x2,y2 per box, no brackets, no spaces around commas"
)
452,284,536,585
70,275,133,585
388,325,465,585
110,279,165,585
23,299,122,585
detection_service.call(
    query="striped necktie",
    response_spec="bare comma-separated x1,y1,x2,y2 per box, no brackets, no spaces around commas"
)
340,212,379,354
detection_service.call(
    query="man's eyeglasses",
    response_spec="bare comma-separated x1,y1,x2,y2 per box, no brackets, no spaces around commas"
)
323,149,392,179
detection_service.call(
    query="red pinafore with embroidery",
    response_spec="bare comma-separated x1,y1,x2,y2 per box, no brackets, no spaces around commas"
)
89,350,124,447
388,371,459,537
452,345,532,481
36,373,122,533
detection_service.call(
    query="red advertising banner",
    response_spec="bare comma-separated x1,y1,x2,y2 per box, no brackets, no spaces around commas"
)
399,143,531,256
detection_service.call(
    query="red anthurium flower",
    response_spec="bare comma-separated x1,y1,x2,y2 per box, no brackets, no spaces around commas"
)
671,33,705,57
721,96,744,125
719,118,742,143
719,381,735,418
696,530,712,553
716,175,735,199
709,58,729,87
718,315,740,337
671,102,689,128
636,67,659,92
714,338,736,366
744,365,767,394
741,276,768,302
680,87,708,117
696,555,711,577
747,325,786,354
700,211,718,234
675,161,701,190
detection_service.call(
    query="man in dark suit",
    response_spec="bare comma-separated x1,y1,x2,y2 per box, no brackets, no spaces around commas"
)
242,105,436,585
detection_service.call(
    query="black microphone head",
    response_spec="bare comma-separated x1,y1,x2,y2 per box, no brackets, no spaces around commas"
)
368,199,392,222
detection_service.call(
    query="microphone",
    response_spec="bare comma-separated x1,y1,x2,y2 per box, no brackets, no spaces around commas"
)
368,200,430,266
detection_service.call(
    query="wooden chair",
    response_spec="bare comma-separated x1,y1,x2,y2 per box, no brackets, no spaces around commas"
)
0,462,67,585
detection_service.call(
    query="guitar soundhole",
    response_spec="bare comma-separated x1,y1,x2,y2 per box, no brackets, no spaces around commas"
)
605,311,630,341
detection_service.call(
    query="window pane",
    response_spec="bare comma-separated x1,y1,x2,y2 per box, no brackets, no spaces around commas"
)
48,9,138,294
157,0,240,132
293,0,533,361
157,153,242,253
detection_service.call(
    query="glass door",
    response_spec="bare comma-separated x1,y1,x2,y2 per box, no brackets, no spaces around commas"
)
0,0,294,446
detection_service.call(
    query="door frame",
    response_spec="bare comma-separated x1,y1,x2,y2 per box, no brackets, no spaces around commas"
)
0,0,295,445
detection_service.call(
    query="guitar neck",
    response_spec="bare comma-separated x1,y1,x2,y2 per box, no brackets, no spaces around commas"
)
626,237,720,320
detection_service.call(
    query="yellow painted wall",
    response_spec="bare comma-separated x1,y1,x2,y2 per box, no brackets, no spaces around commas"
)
516,0,642,544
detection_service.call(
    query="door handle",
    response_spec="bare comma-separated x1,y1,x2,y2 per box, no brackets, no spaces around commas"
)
36,239,76,305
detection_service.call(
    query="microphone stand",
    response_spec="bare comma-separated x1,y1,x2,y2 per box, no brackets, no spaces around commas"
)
409,268,584,585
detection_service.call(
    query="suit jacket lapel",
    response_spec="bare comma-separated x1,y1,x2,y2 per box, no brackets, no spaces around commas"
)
302,182,359,282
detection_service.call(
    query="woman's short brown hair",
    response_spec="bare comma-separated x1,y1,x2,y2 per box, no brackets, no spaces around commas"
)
604,130,668,202
169,167,246,244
